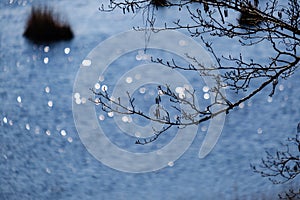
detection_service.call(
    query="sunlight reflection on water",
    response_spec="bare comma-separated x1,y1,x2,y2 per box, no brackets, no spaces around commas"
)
64,47,70,54
0,1,299,199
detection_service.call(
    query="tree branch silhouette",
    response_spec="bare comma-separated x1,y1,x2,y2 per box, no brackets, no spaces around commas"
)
93,0,299,144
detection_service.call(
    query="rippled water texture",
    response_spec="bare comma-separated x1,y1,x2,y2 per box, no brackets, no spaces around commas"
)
0,0,299,199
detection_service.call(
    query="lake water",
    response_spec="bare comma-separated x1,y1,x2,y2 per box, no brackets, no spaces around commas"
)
1,0,299,199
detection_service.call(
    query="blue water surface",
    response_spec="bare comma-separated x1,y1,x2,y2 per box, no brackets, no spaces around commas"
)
0,0,299,199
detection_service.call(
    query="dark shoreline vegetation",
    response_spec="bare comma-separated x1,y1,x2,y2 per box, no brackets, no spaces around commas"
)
149,0,262,27
238,7,262,27
151,0,168,7
23,6,74,44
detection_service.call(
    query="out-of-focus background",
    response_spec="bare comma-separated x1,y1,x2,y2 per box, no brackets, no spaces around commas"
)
0,0,299,199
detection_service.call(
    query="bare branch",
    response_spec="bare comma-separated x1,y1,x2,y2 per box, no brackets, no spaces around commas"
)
95,0,300,148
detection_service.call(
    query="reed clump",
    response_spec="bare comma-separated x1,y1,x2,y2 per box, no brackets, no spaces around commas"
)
23,6,73,43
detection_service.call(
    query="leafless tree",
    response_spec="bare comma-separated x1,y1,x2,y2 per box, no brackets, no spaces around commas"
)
91,0,300,144
251,124,300,198
278,188,300,200
251,133,299,184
